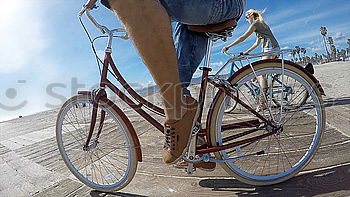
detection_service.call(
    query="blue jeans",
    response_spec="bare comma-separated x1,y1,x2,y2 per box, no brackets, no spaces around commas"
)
159,0,246,95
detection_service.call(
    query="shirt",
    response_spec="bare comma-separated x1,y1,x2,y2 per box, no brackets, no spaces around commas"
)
251,20,279,49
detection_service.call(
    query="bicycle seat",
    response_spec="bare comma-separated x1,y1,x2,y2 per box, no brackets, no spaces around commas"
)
187,19,237,33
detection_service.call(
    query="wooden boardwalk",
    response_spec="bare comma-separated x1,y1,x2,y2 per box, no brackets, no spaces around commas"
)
1,99,349,196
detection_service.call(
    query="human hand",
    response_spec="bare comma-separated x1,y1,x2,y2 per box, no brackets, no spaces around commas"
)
222,46,230,53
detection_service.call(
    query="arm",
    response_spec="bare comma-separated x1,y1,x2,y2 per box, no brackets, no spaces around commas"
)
244,37,261,55
222,25,256,52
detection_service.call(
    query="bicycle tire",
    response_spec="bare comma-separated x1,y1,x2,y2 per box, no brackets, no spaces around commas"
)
56,94,138,191
211,85,238,113
208,60,325,185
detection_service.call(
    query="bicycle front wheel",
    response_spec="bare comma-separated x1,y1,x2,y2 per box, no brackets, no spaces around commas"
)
208,60,325,185
56,94,138,192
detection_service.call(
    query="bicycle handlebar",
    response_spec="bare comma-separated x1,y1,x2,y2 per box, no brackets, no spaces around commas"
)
224,51,243,57
78,1,129,53
78,3,127,38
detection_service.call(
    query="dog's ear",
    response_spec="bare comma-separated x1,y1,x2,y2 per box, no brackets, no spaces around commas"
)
304,63,314,75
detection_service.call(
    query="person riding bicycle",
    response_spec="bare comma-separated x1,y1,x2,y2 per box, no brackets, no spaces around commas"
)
85,0,246,169
222,9,280,111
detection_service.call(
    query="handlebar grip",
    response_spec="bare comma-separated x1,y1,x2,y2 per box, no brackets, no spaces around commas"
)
78,5,87,17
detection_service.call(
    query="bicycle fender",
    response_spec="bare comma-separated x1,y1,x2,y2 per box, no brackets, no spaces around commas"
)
101,97,143,162
228,59,326,96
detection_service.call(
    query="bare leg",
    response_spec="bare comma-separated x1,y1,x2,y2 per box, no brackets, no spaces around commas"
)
109,0,184,120
258,55,276,90
258,55,276,89
256,55,276,111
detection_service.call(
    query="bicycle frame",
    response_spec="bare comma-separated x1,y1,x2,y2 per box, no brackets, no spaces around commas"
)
79,8,325,161
81,50,282,158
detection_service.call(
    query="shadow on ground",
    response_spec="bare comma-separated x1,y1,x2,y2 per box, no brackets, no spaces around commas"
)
87,164,350,196
90,191,147,197
324,97,350,108
199,164,350,196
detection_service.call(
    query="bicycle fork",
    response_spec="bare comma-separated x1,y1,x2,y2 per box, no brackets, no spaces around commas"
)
83,88,107,150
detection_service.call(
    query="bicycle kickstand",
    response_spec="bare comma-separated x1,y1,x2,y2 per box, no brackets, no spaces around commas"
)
185,123,201,174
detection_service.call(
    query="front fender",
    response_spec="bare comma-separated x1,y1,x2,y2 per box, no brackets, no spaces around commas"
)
101,97,143,162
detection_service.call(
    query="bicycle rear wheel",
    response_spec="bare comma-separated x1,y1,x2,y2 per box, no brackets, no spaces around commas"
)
211,85,238,113
56,94,138,192
208,60,325,185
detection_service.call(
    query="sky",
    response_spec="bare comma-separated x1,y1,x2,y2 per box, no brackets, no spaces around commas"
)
0,0,349,122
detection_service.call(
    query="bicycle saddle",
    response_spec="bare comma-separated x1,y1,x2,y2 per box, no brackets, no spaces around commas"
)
187,19,237,33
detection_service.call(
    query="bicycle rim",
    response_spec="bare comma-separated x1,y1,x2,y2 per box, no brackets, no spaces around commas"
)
209,62,325,185
56,95,137,191
212,85,238,113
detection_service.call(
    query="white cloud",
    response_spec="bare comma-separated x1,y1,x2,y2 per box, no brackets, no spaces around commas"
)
0,0,48,74
210,61,224,67
311,46,324,53
334,32,344,40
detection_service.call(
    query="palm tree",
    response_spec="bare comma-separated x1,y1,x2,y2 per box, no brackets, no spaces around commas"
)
322,54,327,62
314,53,319,64
339,49,346,61
291,50,296,62
347,39,350,60
327,37,335,61
295,46,301,63
311,57,316,64
327,37,334,45
336,49,340,60
331,45,337,61
301,48,306,64
320,27,330,61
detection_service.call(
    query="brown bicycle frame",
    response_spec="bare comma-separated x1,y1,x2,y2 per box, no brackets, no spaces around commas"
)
82,51,284,157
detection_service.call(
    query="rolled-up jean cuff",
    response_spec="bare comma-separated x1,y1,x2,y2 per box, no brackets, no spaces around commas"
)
101,0,111,9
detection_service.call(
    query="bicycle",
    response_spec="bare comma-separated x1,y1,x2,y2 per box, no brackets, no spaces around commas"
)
211,59,310,112
56,3,326,192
